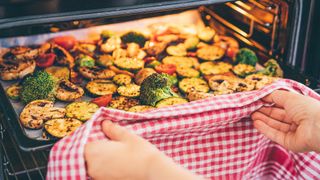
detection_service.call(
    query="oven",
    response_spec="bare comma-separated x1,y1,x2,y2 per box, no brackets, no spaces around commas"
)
0,0,319,179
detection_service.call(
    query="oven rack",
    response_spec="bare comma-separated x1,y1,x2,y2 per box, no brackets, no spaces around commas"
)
0,112,48,180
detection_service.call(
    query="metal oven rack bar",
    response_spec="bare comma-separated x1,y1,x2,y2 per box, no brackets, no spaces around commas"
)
0,112,48,180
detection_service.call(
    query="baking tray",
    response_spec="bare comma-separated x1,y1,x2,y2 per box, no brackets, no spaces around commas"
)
0,10,205,151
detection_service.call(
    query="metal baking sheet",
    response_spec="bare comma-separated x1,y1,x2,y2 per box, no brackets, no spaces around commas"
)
0,10,204,144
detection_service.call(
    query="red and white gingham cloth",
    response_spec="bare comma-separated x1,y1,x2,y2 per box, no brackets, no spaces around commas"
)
47,79,320,180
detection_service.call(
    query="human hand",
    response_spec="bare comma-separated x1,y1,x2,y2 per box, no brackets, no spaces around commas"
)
251,90,320,153
84,120,201,180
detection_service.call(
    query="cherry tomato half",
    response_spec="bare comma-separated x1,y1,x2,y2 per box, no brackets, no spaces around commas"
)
91,94,112,107
36,53,56,68
51,36,76,50
155,64,176,75
226,47,239,60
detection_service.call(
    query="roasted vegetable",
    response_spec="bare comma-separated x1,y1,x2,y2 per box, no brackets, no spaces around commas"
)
109,96,139,111
162,56,195,68
55,80,84,102
232,64,256,78
145,60,161,68
140,73,178,106
178,78,209,93
20,100,65,129
156,97,188,108
97,54,113,67
6,84,21,100
66,101,99,121
76,43,96,56
155,64,176,75
196,46,224,61
200,62,232,75
166,44,187,56
78,66,116,79
100,36,121,53
117,84,140,98
44,118,82,138
258,59,283,77
20,71,56,104
134,68,156,85
113,57,145,71
86,79,118,96
198,27,216,42
45,66,70,80
121,31,147,47
76,54,95,67
176,67,200,78
184,36,199,50
0,49,36,80
91,94,112,107
235,48,258,66
51,36,76,50
100,30,114,40
245,74,277,90
36,53,56,68
113,74,132,86
128,105,155,112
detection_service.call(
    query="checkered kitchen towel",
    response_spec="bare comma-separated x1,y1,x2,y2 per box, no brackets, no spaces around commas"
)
47,79,320,180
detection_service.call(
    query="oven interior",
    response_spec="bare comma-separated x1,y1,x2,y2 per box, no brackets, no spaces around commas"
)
0,0,318,179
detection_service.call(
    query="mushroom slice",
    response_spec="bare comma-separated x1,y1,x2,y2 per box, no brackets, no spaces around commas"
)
20,100,66,129
0,50,36,80
78,66,116,79
55,80,84,102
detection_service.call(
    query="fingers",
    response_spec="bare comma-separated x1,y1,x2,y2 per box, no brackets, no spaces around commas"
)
262,90,293,108
251,111,292,132
256,106,291,123
253,120,287,146
101,120,136,142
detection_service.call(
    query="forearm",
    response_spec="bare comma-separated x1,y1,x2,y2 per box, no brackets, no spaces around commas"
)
147,153,203,180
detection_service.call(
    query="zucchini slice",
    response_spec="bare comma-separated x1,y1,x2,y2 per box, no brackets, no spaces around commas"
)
66,101,99,121
198,27,216,42
109,96,140,111
97,54,114,67
166,44,187,56
156,97,188,108
6,84,21,100
44,118,82,138
179,78,209,93
232,64,256,78
128,105,155,112
86,80,118,96
162,56,195,68
114,57,145,71
196,46,225,61
184,36,199,50
113,74,132,86
176,67,200,78
200,62,232,75
45,66,70,80
117,84,140,98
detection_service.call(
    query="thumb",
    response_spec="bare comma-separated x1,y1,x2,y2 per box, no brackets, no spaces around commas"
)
101,120,132,141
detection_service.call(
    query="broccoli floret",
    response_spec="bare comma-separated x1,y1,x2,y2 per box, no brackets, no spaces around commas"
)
161,73,178,86
121,31,147,47
20,71,56,104
100,30,114,42
140,73,178,106
235,48,258,66
258,59,283,77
